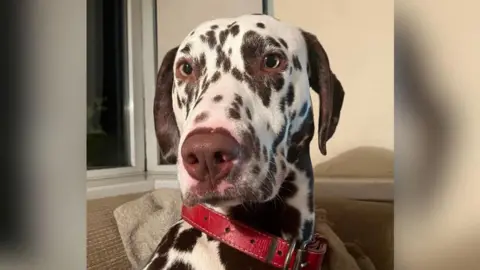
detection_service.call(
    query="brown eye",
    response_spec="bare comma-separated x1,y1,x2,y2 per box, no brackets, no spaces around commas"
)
262,54,284,71
180,62,193,76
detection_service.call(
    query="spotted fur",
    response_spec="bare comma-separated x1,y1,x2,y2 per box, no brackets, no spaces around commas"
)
147,14,345,270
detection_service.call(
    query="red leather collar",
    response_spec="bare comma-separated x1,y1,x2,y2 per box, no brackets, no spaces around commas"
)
181,204,328,270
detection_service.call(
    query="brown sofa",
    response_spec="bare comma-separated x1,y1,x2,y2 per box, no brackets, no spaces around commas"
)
87,184,393,270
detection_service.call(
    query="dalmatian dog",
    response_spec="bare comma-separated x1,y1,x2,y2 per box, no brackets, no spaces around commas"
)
142,13,345,270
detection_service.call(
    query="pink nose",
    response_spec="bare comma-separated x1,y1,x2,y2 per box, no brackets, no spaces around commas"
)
181,129,240,183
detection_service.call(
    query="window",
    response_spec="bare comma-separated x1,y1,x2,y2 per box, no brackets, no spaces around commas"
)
87,0,148,182
87,0,130,170
87,0,165,199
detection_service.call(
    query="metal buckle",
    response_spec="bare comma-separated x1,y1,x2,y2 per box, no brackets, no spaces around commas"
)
283,239,311,270
283,240,296,270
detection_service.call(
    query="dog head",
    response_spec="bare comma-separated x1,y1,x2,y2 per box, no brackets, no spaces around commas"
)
154,14,345,206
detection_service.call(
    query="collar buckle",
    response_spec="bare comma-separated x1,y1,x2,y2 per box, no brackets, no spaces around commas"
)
283,239,310,270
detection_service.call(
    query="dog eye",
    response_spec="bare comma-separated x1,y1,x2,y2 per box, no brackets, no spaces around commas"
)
262,54,283,70
179,62,193,76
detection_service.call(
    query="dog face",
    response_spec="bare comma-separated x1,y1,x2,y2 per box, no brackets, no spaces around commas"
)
154,14,344,207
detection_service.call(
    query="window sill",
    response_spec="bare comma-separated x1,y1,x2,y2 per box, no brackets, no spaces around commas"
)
87,173,393,201
87,171,178,200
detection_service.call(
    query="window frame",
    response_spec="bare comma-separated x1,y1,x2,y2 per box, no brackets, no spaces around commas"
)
141,0,178,181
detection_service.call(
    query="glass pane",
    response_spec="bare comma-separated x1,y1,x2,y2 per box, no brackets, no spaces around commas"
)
87,0,131,170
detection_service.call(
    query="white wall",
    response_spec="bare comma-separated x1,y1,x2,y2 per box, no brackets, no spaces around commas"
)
273,0,394,169
156,0,262,62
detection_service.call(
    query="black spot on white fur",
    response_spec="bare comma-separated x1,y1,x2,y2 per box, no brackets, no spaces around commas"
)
279,38,288,49
230,25,240,36
174,228,202,252
167,261,195,270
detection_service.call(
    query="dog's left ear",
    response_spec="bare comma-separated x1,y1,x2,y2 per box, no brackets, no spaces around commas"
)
301,30,345,155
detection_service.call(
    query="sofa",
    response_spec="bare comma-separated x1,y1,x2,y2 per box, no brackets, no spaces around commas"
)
86,183,393,270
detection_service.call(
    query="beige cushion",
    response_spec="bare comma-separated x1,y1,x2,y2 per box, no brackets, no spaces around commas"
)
113,188,182,269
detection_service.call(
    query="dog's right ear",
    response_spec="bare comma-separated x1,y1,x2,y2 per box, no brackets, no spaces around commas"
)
154,46,180,164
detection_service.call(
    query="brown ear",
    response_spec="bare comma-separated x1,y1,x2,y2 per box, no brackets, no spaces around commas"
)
154,46,180,164
302,31,345,155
